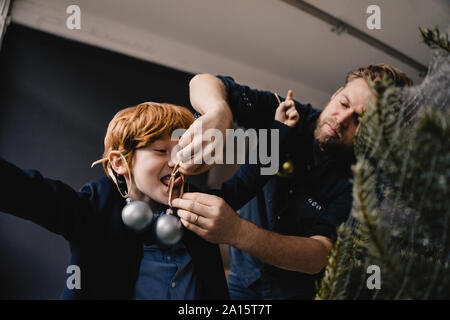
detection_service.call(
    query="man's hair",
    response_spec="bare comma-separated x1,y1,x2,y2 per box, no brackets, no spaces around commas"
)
101,102,194,180
345,64,413,88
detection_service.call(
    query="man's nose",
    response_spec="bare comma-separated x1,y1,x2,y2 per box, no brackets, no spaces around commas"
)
336,109,354,129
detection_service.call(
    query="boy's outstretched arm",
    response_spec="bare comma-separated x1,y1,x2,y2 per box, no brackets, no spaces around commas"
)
0,157,98,243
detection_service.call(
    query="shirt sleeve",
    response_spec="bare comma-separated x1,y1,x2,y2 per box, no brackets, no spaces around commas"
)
0,157,95,242
217,75,315,131
214,120,293,211
305,187,353,242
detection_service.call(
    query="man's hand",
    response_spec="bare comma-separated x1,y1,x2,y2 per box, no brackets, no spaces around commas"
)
171,193,242,245
176,74,234,175
275,90,299,128
176,109,233,175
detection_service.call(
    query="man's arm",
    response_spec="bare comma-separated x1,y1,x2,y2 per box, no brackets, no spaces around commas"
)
172,182,352,274
172,192,333,275
191,74,312,129
176,75,233,175
179,74,312,175
232,219,332,274
188,74,232,119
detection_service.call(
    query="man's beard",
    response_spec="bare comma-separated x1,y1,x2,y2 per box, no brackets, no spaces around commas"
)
313,117,353,159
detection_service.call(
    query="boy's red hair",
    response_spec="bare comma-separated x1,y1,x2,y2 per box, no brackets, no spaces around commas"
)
101,102,194,181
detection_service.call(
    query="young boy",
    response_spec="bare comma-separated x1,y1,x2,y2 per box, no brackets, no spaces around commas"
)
0,99,298,299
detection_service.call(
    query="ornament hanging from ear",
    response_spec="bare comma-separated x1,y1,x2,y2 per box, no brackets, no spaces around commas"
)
121,197,154,231
91,151,154,232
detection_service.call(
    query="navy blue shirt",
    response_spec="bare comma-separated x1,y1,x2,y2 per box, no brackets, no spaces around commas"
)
218,76,354,299
134,241,198,299
133,213,198,300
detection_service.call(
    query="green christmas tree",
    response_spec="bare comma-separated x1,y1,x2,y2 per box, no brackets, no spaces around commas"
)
316,27,450,300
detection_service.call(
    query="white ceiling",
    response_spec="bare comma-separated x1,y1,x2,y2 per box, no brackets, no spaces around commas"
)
10,0,450,108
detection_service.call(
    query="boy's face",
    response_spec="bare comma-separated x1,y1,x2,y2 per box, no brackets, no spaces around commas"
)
130,135,183,206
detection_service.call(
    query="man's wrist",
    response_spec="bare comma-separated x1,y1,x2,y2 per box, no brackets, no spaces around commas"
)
227,216,248,248
204,102,233,126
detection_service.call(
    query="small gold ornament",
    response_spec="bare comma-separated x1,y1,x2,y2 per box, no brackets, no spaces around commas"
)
277,160,295,178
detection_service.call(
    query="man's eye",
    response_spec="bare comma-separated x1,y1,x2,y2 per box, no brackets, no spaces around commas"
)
154,149,166,153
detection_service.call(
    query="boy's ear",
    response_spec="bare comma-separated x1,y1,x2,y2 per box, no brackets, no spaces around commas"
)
108,151,128,176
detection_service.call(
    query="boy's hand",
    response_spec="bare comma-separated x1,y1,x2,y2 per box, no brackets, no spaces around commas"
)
275,90,299,128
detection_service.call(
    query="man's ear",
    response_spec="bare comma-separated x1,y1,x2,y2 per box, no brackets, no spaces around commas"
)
331,86,344,101
108,151,128,176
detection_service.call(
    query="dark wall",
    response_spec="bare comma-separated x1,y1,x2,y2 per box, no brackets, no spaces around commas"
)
0,24,204,299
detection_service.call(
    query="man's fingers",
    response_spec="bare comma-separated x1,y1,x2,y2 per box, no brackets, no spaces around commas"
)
179,192,219,206
177,209,211,229
286,89,293,101
178,125,194,149
285,100,294,109
177,162,211,175
177,209,199,223
171,198,212,217
200,141,222,165
178,117,205,147
188,140,219,167
277,100,294,112
177,137,203,163
180,217,208,237
287,108,299,118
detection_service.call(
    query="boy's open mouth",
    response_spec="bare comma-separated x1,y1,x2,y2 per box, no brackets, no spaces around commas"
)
160,172,182,188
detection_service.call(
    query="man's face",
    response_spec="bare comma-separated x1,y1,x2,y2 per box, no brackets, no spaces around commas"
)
130,135,182,206
314,78,373,155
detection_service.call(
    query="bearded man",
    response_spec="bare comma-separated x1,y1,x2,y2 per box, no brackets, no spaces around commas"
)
171,65,413,299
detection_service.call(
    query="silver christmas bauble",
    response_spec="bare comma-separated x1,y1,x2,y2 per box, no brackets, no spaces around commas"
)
121,200,154,232
155,213,184,245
